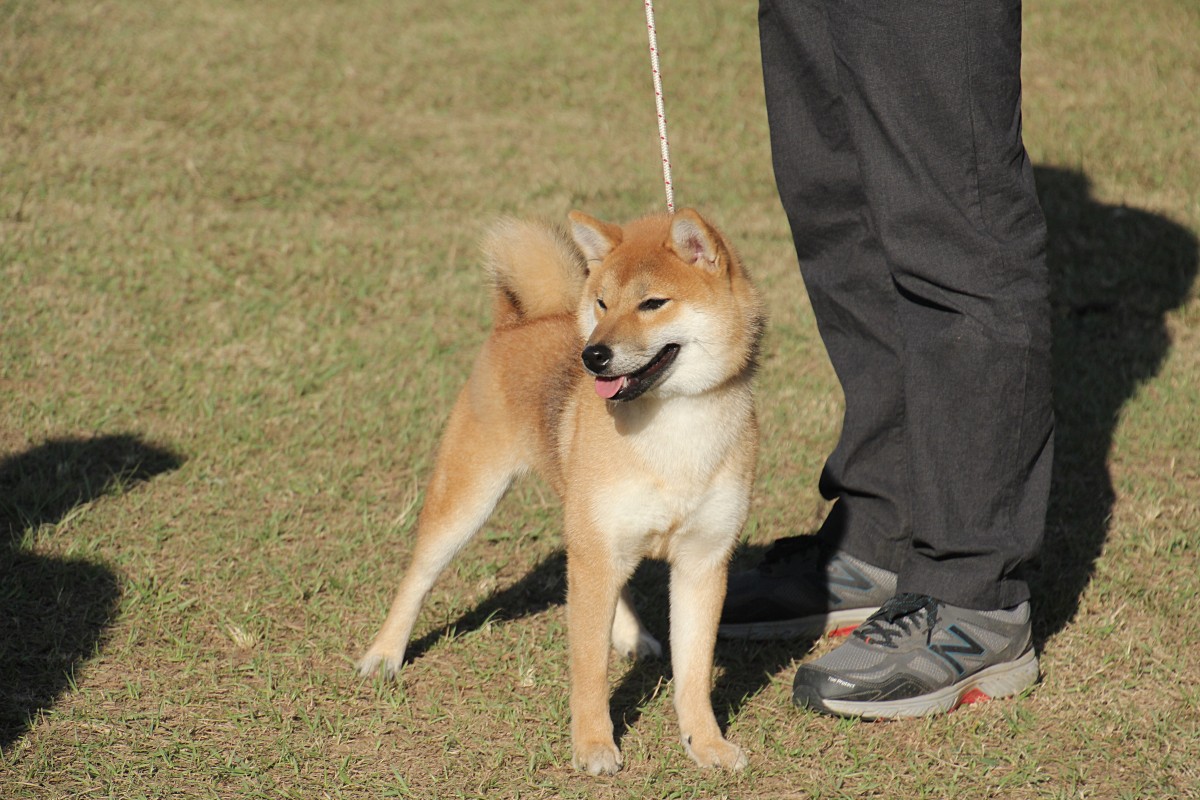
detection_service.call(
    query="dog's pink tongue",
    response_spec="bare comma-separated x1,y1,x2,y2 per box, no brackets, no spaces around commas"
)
595,376,625,399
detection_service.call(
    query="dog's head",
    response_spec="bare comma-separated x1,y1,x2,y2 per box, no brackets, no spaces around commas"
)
568,209,763,402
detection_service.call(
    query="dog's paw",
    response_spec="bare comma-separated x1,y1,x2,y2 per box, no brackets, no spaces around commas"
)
572,739,623,775
682,734,747,770
611,628,663,660
355,649,405,679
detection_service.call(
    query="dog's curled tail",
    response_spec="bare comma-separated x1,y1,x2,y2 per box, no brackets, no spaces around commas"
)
483,219,586,327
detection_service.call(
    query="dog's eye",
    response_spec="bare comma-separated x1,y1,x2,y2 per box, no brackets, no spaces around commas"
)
639,298,669,312
596,298,607,311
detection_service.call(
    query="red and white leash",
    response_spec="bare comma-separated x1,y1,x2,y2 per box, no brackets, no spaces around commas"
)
644,0,675,213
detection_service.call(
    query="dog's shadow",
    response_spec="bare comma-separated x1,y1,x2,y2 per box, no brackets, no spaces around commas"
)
402,549,568,664
401,546,799,745
398,163,1198,744
0,434,184,750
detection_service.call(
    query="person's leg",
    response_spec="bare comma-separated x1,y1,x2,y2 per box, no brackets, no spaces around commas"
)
719,0,910,640
824,0,1053,610
791,0,1051,716
724,0,1052,643
715,0,902,638
758,0,912,570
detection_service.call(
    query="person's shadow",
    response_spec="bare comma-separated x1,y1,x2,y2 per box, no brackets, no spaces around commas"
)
381,164,1198,743
0,434,184,749
1030,166,1197,644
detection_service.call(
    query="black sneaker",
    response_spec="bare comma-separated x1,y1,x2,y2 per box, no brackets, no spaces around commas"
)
719,536,897,640
791,593,1040,719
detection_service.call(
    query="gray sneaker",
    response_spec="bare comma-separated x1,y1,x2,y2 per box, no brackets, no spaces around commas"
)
719,536,897,640
792,593,1039,719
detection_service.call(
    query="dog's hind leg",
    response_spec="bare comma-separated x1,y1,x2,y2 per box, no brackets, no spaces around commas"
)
611,586,662,659
357,395,522,678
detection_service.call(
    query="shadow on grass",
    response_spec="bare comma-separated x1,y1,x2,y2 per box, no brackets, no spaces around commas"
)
392,163,1198,743
400,549,799,747
0,434,184,750
611,555,808,747
402,550,568,664
1031,165,1197,646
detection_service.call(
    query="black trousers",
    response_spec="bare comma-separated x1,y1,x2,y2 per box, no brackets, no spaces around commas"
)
760,0,1053,609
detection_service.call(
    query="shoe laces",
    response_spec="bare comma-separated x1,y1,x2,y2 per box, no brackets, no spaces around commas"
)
853,593,942,648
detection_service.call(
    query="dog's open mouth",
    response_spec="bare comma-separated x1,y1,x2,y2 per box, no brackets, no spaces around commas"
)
594,344,680,402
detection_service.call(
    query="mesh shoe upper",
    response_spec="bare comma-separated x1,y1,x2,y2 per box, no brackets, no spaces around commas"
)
792,593,1036,713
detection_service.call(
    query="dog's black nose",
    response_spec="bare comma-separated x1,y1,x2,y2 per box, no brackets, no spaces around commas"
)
581,344,613,374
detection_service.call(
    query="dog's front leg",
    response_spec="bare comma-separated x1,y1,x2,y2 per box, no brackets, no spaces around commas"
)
669,553,747,770
565,536,625,775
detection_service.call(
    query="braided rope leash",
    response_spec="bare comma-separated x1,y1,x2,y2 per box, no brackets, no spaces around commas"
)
644,0,674,213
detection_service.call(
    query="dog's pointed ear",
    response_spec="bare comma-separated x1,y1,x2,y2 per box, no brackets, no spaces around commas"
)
670,209,723,272
569,211,623,265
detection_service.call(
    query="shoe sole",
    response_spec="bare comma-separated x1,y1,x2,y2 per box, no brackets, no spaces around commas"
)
717,607,879,641
793,648,1040,719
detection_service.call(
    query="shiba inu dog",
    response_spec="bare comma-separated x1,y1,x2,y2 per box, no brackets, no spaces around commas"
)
357,209,764,774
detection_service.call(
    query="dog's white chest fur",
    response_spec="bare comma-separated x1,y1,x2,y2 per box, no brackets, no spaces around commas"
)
585,390,753,564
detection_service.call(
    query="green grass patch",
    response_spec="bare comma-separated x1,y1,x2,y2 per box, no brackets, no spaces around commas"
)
2,0,1198,797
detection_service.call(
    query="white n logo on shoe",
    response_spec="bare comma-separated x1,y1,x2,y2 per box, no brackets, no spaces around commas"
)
928,625,986,675
827,559,873,606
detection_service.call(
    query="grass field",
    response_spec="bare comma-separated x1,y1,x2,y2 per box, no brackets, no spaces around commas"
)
2,0,1198,797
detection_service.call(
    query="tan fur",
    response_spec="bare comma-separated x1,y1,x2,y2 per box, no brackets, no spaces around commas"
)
483,218,586,326
358,209,764,774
